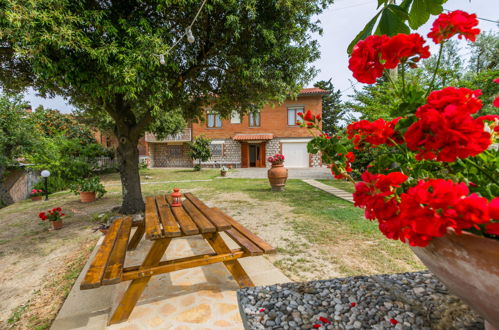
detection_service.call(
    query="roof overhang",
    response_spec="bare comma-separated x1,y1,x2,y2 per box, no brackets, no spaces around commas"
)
232,134,274,141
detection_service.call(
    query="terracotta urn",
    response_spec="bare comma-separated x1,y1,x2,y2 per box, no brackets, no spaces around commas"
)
267,163,288,191
31,196,42,201
51,220,63,230
411,230,499,330
80,191,96,203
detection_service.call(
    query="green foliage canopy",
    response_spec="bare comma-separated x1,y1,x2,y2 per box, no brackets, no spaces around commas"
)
189,136,212,169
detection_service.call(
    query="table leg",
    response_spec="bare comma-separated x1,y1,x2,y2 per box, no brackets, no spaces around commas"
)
109,238,171,325
127,221,145,251
203,233,254,288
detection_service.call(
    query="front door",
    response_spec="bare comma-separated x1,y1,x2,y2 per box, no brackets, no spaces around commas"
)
241,142,266,168
249,144,260,167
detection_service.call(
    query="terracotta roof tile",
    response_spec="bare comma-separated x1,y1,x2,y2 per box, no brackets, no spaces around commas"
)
299,88,330,95
232,134,274,141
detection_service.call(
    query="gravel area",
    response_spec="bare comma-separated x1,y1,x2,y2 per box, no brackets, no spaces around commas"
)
238,271,483,330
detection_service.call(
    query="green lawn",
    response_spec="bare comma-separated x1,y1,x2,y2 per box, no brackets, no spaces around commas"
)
1,168,423,328
317,178,356,193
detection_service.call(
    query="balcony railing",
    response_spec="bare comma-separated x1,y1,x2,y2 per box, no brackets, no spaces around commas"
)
145,128,192,142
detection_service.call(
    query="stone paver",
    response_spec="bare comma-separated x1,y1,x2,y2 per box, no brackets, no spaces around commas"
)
229,167,332,180
302,179,353,203
52,231,289,330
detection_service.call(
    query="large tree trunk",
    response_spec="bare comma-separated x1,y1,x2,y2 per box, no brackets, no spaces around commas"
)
117,134,144,214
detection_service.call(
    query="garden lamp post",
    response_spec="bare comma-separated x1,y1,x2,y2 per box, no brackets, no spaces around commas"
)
41,170,50,201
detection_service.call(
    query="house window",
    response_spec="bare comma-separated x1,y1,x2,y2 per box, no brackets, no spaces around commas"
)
249,112,260,127
288,107,304,126
210,143,223,157
230,111,241,124
207,112,222,128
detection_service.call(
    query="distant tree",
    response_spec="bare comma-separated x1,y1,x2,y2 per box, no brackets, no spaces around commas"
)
468,31,499,74
420,40,463,89
0,95,36,206
0,0,332,213
313,79,344,133
188,136,212,171
31,106,96,144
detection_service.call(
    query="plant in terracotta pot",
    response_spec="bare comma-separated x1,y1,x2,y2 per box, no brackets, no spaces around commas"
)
267,154,288,191
220,165,228,177
70,177,107,203
30,189,44,201
39,207,65,230
305,10,499,329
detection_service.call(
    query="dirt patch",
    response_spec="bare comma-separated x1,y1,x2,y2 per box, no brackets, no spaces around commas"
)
203,191,343,281
0,194,119,328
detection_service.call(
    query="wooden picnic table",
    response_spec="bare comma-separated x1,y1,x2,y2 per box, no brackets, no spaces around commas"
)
80,192,275,325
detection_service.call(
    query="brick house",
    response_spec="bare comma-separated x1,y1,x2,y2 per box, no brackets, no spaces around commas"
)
146,88,328,168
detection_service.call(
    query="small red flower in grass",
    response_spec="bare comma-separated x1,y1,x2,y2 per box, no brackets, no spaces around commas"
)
319,316,331,324
312,325,321,329
390,318,398,325
259,308,265,313
350,302,357,307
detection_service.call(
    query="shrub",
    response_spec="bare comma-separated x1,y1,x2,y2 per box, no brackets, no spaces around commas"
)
69,177,106,198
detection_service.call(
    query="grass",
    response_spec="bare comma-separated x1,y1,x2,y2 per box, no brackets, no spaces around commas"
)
100,168,221,184
1,168,423,327
317,178,356,193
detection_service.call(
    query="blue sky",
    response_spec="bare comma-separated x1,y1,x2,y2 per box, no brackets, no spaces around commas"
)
23,0,498,113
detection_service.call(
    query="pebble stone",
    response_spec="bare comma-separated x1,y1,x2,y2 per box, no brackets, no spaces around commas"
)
237,271,484,330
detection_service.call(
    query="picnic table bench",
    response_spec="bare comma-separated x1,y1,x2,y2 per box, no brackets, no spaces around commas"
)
80,192,275,325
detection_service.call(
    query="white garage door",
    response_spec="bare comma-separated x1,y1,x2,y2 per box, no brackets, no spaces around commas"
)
282,142,309,168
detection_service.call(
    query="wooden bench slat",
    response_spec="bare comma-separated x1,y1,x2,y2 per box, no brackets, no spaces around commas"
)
102,217,133,285
156,195,181,237
166,196,199,235
224,229,263,256
182,199,216,233
81,218,123,290
145,196,163,239
211,207,276,254
184,193,231,231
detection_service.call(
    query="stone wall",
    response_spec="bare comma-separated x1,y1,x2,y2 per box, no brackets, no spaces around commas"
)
265,139,281,168
3,168,40,202
311,152,322,168
202,139,241,168
150,143,192,167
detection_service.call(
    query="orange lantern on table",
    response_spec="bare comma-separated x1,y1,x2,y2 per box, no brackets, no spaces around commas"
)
171,188,182,207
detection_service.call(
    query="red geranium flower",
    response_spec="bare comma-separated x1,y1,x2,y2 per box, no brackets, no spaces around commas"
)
347,118,401,150
303,110,315,122
259,308,265,312
428,10,480,44
312,325,321,329
485,223,499,236
350,302,357,307
490,197,499,220
390,318,398,325
405,87,491,162
381,33,430,69
348,35,389,84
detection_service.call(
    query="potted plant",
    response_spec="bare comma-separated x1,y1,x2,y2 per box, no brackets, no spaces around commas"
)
305,10,499,329
30,189,44,201
267,154,287,191
39,207,65,230
220,165,228,177
70,177,107,203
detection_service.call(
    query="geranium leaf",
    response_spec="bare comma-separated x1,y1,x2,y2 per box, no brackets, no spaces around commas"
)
347,11,381,54
407,0,446,30
376,5,410,36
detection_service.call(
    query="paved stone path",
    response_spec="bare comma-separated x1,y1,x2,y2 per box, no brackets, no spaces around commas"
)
53,231,289,330
302,179,354,203
229,167,332,180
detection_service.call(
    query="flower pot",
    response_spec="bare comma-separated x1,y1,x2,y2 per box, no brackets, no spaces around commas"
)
267,163,288,192
51,220,63,230
220,170,227,177
80,191,96,203
31,196,42,201
411,231,499,329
